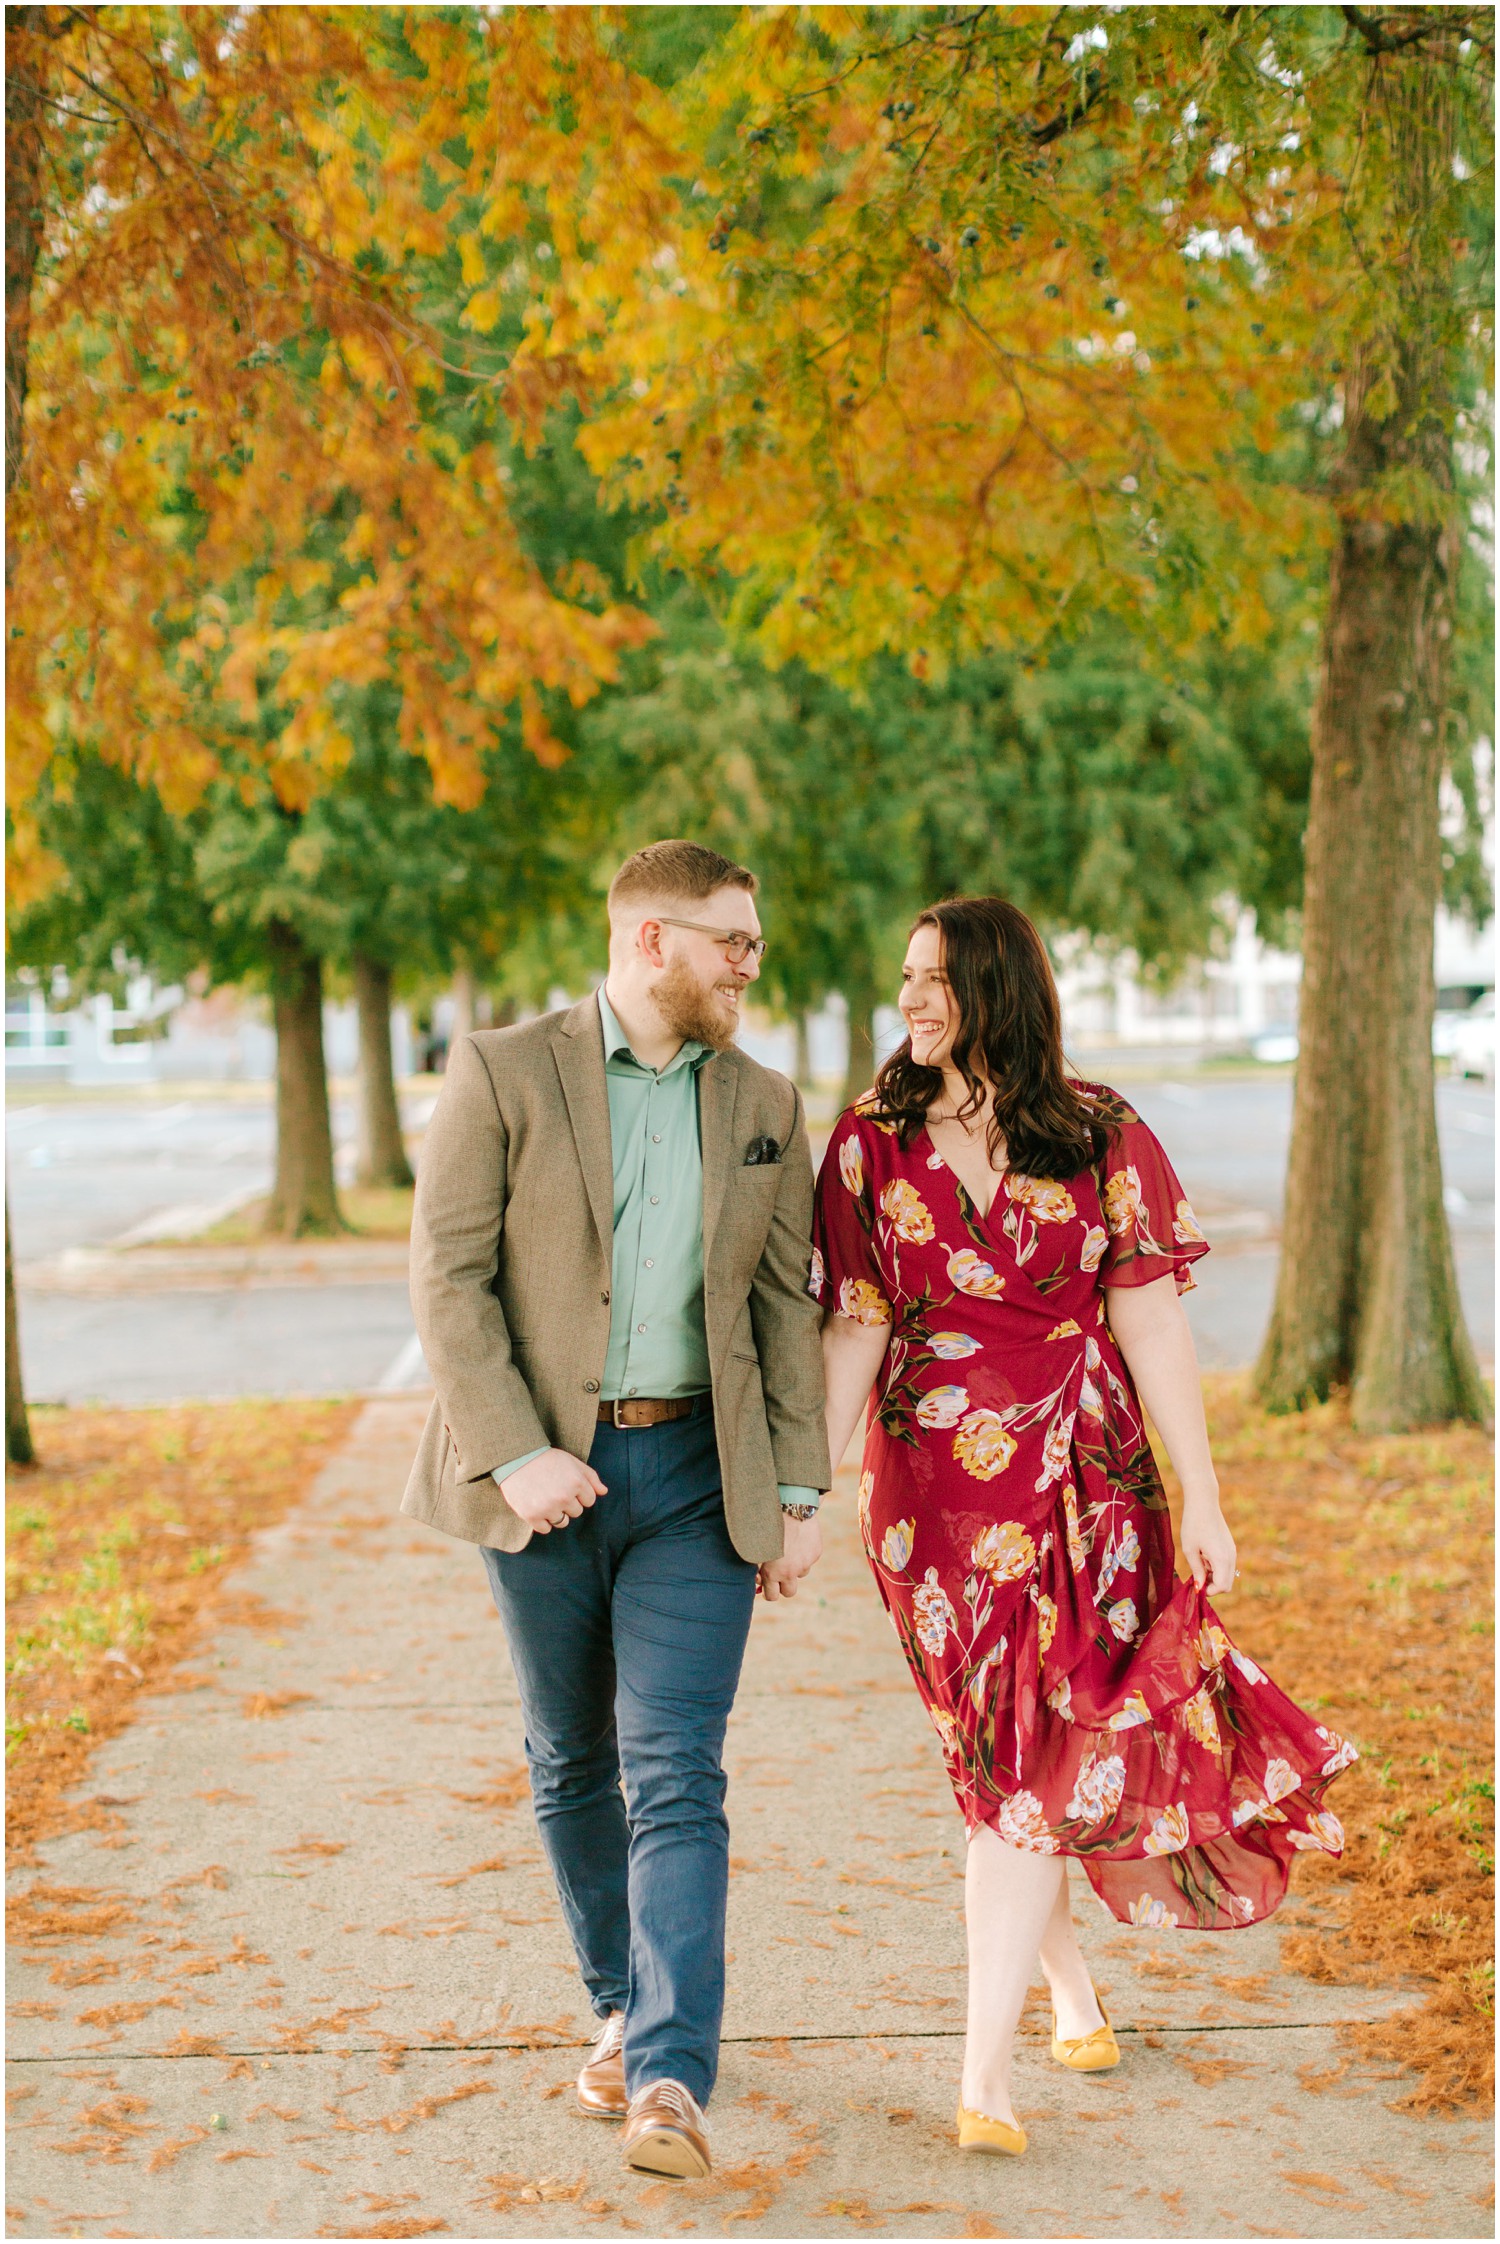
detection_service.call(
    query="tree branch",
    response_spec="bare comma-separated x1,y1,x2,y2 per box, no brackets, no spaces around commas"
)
1032,64,1106,147
1341,5,1484,57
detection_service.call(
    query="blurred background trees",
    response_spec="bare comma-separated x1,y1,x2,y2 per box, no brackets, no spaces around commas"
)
7,5,1492,1453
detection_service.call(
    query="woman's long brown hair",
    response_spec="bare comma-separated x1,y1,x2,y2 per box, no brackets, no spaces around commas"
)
872,897,1111,1179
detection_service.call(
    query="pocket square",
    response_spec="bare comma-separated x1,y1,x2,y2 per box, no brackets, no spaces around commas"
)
743,1134,782,1166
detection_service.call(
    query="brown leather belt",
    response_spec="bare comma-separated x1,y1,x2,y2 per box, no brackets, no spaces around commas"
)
598,1395,703,1429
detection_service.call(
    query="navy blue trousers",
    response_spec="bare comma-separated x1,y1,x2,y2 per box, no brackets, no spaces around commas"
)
481,1403,756,2106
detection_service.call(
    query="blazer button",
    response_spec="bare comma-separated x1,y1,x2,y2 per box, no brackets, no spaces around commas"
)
584,1378,600,1393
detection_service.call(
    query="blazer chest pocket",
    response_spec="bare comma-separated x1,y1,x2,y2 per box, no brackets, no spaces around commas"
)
728,1164,782,1237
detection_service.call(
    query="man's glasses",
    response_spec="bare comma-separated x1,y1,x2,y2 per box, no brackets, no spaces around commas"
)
656,916,768,966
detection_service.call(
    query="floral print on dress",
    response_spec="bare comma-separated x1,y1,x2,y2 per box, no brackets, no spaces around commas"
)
947,1247,1005,1298
811,1083,1357,1931
954,1409,1018,1480
931,1330,983,1358
838,1276,891,1327
881,1179,936,1242
916,1384,970,1429
971,1521,1036,1585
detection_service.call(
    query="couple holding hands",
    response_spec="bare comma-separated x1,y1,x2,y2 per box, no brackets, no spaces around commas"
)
403,840,1354,2182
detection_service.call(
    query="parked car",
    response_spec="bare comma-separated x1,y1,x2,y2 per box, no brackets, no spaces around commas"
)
1448,992,1496,1082
1250,1031,1299,1065
1434,987,1487,1058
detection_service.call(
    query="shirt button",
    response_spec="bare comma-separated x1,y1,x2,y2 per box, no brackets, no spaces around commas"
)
652,1133,662,1144
584,1379,600,1393
644,1258,654,1269
636,1322,647,1334
627,1386,638,1396
650,1195,659,1205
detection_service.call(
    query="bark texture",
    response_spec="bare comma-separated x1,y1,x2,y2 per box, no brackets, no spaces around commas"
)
1254,55,1487,1432
6,15,50,1466
354,952,413,1190
264,922,343,1237
6,1187,35,1466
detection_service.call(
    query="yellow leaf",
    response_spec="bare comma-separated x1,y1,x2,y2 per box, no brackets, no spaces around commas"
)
464,287,503,334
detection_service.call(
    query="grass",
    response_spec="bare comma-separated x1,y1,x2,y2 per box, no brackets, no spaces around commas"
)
1172,1377,1494,2112
187,1183,415,1245
5,1398,360,1863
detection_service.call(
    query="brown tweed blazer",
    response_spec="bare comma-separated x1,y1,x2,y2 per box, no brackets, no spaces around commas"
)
400,997,829,1563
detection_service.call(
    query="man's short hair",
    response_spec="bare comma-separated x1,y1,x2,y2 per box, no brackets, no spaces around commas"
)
607,840,757,917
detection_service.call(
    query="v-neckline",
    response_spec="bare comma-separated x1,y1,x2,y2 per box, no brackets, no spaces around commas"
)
919,1122,1009,1229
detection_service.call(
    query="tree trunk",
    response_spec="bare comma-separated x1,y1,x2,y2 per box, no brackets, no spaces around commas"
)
1254,376,1486,1425
6,1186,34,1466
794,1012,813,1091
263,921,343,1238
449,963,476,1046
354,952,413,1190
5,18,51,1468
839,957,881,1112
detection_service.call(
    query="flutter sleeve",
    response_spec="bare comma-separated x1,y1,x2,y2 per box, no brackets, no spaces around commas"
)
810,1112,893,1327
1097,1108,1210,1294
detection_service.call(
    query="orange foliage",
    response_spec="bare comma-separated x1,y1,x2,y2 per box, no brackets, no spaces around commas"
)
11,8,1485,901
497,9,1484,678
6,7,652,902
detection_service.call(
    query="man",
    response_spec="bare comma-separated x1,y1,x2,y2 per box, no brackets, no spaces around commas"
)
402,840,829,2182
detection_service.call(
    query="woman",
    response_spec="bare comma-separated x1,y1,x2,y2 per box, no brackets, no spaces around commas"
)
812,898,1355,2157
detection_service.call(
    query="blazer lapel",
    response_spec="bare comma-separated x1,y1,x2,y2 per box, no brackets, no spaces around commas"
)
698,1052,738,1267
554,1000,615,1269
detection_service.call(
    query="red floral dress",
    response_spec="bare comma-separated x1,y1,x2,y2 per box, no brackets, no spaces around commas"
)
811,1086,1356,1931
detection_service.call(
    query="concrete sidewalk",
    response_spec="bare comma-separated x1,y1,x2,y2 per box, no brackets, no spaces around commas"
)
6,1400,1491,2241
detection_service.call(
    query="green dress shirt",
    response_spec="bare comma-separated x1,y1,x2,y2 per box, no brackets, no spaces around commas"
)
597,983,714,1399
493,988,819,1512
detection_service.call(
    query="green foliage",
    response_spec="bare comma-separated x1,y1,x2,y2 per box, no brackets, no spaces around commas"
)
584,593,1317,1007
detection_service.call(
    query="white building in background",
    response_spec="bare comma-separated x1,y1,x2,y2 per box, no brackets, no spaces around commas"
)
3,977,409,1088
1052,910,1303,1052
1054,903,1493,1057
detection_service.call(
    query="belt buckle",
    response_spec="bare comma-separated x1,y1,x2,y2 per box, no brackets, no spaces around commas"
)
610,1397,633,1430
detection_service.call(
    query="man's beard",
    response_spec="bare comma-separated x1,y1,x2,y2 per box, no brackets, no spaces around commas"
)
651,955,742,1053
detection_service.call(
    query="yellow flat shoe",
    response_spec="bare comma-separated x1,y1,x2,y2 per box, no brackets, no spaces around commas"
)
1051,2001,1120,2071
956,2102,1027,2156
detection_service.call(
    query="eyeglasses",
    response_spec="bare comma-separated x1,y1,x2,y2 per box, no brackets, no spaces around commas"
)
656,916,767,965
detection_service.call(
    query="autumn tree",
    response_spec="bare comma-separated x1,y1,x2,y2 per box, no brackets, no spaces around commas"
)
501,3,1492,1429
5,8,652,1262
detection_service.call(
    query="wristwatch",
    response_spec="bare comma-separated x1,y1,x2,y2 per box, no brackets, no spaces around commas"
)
779,1501,819,1521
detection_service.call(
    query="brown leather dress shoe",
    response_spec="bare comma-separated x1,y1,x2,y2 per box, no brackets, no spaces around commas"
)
621,2078,711,2179
576,2012,627,2119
